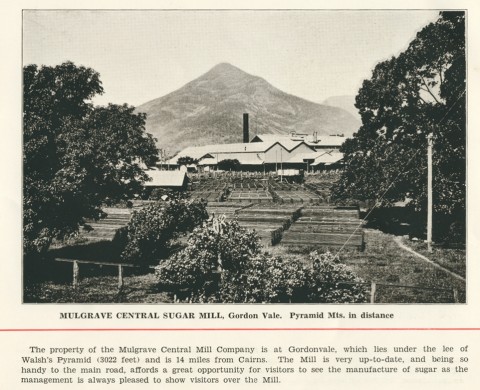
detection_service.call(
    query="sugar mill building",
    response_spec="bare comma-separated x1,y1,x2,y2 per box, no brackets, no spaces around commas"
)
161,113,346,172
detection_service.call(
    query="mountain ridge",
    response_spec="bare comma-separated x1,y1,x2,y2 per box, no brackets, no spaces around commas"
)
136,63,360,155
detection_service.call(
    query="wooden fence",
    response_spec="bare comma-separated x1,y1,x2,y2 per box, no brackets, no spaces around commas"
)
322,280,461,304
54,258,155,289
55,257,461,303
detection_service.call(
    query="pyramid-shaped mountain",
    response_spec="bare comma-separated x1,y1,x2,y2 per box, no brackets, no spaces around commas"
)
136,63,360,155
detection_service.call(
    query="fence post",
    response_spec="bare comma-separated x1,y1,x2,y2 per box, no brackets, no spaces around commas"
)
370,282,376,304
73,261,79,289
118,265,124,289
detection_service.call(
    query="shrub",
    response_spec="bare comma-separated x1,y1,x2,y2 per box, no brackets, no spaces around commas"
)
111,226,128,256
157,219,367,303
219,254,311,303
158,247,218,292
156,220,261,294
308,251,368,303
121,198,208,265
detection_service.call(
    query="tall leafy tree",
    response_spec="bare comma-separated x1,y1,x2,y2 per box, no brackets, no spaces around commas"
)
24,62,158,255
176,156,198,166
333,12,465,225
218,159,241,171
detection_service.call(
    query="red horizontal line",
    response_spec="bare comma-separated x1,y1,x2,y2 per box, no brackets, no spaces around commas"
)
1,328,480,332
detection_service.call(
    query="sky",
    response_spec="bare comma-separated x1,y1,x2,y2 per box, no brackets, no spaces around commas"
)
23,10,439,107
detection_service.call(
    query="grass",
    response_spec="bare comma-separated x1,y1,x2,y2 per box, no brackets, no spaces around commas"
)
403,238,466,278
345,230,465,303
24,268,174,304
272,229,466,303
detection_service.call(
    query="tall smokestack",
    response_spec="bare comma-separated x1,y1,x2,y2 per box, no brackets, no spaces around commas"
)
243,113,249,143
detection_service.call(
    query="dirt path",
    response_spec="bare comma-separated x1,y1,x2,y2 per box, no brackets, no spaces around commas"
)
393,236,465,282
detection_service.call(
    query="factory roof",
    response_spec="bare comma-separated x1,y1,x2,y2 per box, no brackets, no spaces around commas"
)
251,133,346,148
311,150,344,166
168,139,312,165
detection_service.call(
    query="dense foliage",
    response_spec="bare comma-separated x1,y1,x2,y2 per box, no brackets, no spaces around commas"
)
218,159,241,171
309,251,367,303
157,220,261,292
121,198,208,265
176,156,198,166
332,13,465,225
156,219,366,303
24,62,158,256
220,254,312,303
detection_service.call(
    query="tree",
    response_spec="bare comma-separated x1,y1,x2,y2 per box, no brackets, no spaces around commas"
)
24,62,159,256
121,198,208,266
332,12,465,233
176,156,197,166
218,159,241,171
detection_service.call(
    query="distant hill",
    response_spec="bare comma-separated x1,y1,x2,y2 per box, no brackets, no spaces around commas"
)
136,63,361,155
322,95,361,122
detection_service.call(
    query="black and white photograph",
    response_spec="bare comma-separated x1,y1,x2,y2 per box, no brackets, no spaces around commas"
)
22,9,466,304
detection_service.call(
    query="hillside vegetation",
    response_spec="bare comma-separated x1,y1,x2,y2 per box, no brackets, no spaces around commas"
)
137,63,360,154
